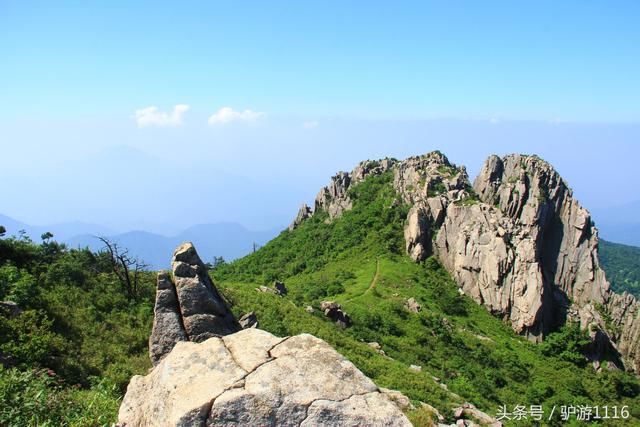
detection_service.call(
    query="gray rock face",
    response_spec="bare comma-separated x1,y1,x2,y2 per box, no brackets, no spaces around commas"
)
288,204,313,231
314,159,397,220
172,242,241,343
405,297,422,313
274,280,288,295
606,293,640,373
294,150,640,373
149,272,188,366
119,329,411,427
148,243,241,366
320,301,351,328
239,312,258,329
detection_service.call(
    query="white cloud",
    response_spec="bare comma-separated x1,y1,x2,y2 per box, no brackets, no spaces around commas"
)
207,107,264,125
302,121,319,129
134,104,190,127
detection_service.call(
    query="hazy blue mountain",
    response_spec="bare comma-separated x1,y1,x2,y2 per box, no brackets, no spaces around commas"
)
0,213,115,242
65,224,280,270
1,213,281,270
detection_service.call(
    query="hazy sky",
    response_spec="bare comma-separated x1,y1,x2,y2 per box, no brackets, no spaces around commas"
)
1,2,639,232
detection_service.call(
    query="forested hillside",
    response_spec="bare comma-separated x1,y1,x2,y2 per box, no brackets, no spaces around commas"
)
0,231,155,426
600,239,640,297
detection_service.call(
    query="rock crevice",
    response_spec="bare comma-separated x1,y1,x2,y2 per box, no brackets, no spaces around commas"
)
122,329,411,427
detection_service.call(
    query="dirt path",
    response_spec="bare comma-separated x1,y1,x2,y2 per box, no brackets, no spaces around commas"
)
345,258,380,303
364,258,381,295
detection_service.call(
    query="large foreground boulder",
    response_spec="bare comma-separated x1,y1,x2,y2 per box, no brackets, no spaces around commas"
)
119,328,411,427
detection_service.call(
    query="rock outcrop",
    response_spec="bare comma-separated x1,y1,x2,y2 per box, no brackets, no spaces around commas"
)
238,311,258,329
120,329,411,427
274,280,288,295
314,158,397,221
290,151,640,373
320,301,352,328
606,292,640,373
149,243,241,366
288,204,313,231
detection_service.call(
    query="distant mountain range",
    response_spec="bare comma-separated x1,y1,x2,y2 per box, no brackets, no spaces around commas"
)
0,213,281,270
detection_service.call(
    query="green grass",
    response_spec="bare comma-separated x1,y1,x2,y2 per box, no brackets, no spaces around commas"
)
1,170,640,426
600,239,640,297
215,172,640,426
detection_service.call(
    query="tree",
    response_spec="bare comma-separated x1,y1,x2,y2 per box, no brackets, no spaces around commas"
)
0,226,5,237
205,256,226,271
97,236,148,300
18,230,32,243
41,232,54,242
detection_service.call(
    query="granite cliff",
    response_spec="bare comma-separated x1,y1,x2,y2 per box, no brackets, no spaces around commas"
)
291,151,640,374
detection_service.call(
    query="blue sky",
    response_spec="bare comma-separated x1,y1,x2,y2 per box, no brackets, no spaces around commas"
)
1,1,639,231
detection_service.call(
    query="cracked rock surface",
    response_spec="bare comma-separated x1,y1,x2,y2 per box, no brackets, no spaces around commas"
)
149,242,241,366
119,329,411,427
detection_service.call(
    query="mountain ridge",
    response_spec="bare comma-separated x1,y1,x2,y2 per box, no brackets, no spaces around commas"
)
0,214,279,270
289,151,640,375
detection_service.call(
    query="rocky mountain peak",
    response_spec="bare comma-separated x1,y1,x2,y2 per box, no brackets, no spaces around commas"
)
289,151,640,374
313,158,397,220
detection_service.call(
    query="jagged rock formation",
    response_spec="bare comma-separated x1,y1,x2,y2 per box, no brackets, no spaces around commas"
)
311,158,397,221
290,151,640,374
606,293,640,373
149,243,241,366
288,204,313,231
120,329,411,427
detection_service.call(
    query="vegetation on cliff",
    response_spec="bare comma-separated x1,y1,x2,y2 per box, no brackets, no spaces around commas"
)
1,171,640,425
215,172,640,425
600,239,640,297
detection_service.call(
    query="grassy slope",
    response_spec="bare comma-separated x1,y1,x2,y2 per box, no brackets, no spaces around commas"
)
600,239,640,297
215,172,640,426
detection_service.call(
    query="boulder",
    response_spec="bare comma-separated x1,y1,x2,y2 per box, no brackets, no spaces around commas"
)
405,297,422,313
320,301,351,328
172,243,241,343
380,387,414,411
238,312,258,329
274,280,288,295
148,243,241,366
119,329,411,427
0,301,22,318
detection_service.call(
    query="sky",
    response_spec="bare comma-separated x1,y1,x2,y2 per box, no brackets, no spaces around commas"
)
1,1,639,232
